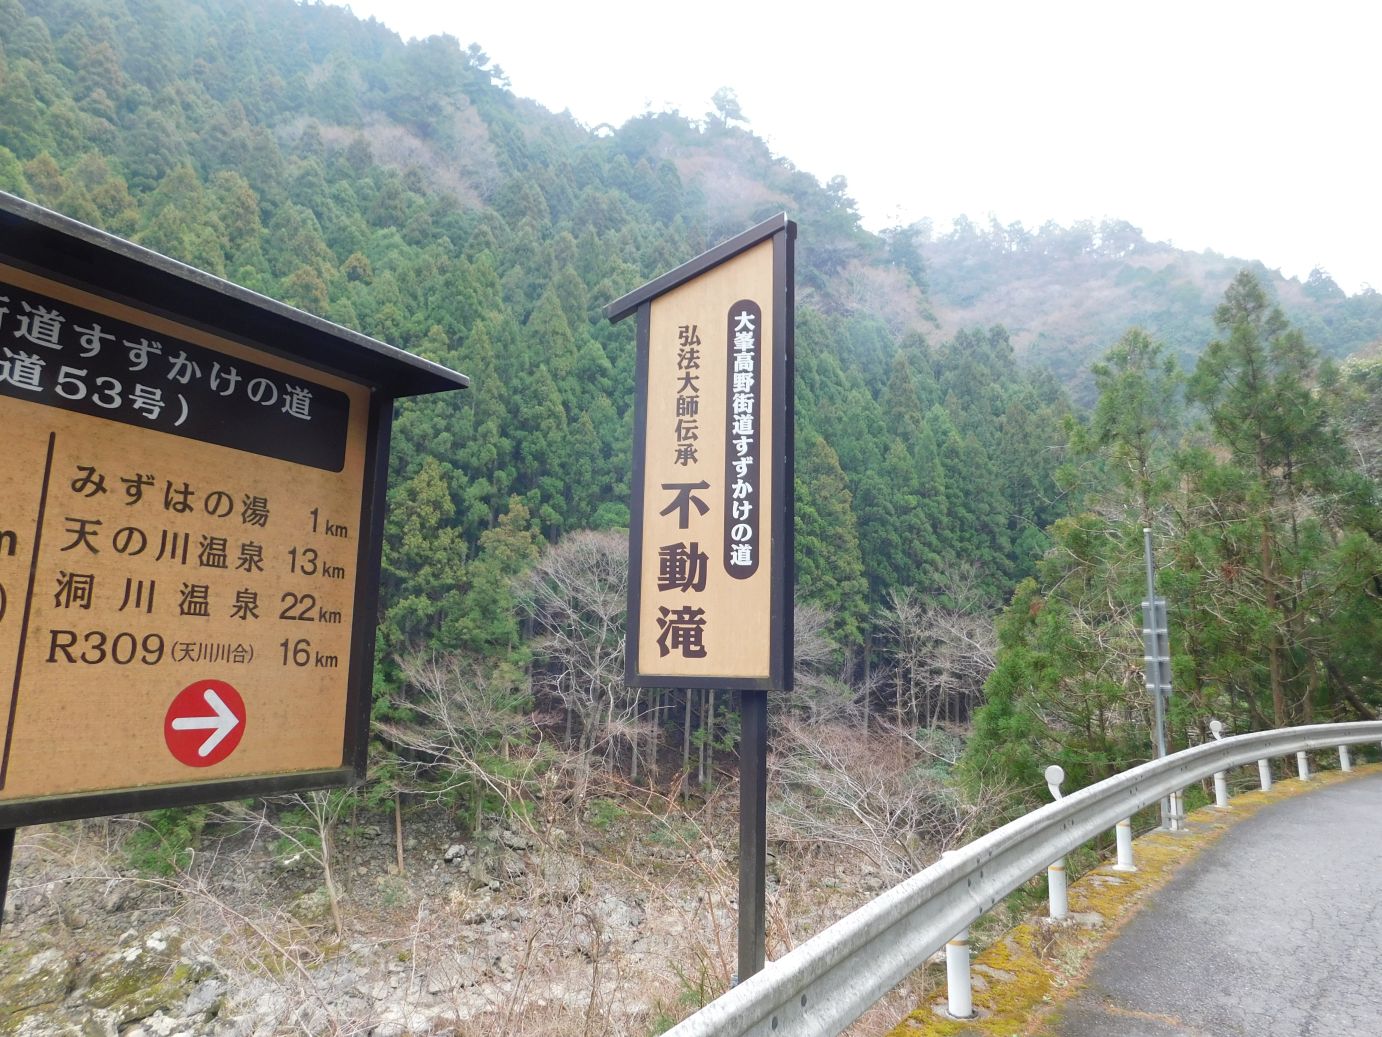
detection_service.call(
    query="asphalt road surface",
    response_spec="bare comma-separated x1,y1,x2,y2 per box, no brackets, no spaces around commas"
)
1049,771,1382,1037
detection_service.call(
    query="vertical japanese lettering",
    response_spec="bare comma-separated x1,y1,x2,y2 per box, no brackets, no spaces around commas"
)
723,300,761,578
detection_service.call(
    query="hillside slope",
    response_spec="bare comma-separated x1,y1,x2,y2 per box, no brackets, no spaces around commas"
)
918,217,1382,395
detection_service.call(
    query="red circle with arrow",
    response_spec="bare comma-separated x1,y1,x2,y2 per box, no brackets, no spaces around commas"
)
164,680,246,767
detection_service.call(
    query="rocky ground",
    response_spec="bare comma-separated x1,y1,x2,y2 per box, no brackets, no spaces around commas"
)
0,783,922,1037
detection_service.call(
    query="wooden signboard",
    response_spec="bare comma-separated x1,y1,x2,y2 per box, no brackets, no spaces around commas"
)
0,193,467,829
606,214,795,691
606,214,795,981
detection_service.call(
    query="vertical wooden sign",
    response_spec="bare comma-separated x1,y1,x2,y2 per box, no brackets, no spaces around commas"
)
606,214,795,981
607,214,795,692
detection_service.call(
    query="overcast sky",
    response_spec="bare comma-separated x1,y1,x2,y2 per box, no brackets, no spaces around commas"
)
327,0,1380,294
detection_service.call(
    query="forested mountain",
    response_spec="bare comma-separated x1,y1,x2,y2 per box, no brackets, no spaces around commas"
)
0,0,1069,649
919,216,1382,398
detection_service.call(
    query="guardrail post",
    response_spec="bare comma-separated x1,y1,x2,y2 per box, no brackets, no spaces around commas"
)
1339,745,1352,772
1209,721,1230,808
1048,857,1068,919
1297,750,1311,781
941,851,973,1019
945,923,973,1018
1167,790,1186,831
1044,766,1069,919
1113,818,1136,872
1258,758,1273,791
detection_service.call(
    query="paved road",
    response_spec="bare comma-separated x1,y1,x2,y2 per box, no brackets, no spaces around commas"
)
1049,771,1382,1036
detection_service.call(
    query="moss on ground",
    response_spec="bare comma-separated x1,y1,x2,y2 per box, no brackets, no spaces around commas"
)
884,763,1380,1037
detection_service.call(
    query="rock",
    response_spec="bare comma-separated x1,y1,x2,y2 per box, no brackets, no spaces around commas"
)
123,1010,183,1036
273,851,312,874
8,1006,118,1036
443,844,466,862
595,895,644,931
465,858,491,890
181,977,226,1018
498,829,531,852
0,946,76,1018
573,928,613,960
72,930,211,1028
462,897,501,925
373,1003,447,1037
287,887,334,926
538,856,582,902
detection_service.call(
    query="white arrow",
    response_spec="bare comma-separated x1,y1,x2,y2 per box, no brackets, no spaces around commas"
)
171,688,240,758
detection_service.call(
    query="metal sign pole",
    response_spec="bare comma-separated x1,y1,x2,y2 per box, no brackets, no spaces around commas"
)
1142,528,1171,829
738,689,768,981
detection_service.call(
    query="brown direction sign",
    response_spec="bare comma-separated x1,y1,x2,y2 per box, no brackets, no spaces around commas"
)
606,214,795,690
0,193,467,828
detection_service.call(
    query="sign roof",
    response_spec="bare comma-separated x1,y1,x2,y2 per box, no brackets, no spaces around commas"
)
604,213,793,324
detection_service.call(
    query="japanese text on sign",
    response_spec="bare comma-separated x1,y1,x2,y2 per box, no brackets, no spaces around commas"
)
0,279,350,471
0,262,372,808
723,301,760,579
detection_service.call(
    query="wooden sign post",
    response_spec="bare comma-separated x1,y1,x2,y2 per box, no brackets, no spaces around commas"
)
606,214,795,980
0,193,467,924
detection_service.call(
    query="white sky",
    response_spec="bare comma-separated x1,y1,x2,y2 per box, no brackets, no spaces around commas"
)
327,0,1381,294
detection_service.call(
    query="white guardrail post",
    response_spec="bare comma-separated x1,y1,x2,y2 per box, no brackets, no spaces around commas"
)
1339,744,1352,772
940,851,973,1019
1258,757,1273,791
1113,817,1136,872
1209,721,1231,809
1044,766,1068,920
1297,750,1311,781
657,721,1382,1037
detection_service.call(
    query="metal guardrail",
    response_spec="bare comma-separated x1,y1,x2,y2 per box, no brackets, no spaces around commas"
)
664,721,1382,1037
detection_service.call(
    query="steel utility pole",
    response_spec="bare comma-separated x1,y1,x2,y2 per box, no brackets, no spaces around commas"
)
1142,527,1173,829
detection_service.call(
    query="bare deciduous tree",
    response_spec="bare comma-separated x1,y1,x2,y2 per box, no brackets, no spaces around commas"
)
521,530,631,785
786,603,864,725
381,652,539,833
770,719,1008,878
874,569,997,729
